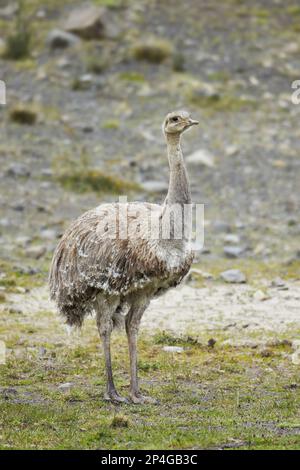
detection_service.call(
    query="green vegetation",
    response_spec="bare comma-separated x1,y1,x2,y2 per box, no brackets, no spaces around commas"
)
85,55,108,74
131,38,173,64
93,0,126,8
53,150,140,195
187,89,257,113
3,1,31,60
9,106,37,125
119,71,145,82
102,119,120,129
0,262,44,293
58,169,139,194
0,319,299,449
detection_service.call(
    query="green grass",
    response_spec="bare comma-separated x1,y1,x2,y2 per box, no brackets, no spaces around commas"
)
0,305,299,449
57,169,139,195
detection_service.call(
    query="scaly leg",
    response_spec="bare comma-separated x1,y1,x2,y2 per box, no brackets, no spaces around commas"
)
96,298,128,403
126,300,158,404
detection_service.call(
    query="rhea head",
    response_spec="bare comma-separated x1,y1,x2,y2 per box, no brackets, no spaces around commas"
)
163,110,199,136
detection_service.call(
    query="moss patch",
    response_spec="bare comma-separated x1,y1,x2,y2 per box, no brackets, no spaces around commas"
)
131,38,173,64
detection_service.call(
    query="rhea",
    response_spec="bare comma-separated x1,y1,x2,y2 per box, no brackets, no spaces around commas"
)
49,110,198,404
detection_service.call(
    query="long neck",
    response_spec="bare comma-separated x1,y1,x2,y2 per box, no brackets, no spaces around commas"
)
164,133,191,206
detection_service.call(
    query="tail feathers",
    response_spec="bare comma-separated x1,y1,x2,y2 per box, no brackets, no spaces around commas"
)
60,303,87,328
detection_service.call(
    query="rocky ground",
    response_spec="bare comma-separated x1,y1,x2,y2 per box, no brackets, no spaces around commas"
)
0,0,299,450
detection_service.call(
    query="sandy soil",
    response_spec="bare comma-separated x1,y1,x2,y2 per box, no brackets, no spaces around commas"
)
6,280,300,340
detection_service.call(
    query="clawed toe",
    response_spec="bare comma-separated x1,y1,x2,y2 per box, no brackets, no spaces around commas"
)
104,391,129,404
130,393,159,405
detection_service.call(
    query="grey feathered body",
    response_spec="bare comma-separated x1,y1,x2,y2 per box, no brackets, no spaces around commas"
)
49,201,193,327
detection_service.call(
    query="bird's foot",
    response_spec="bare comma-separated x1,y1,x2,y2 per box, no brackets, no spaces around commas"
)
130,392,159,405
104,390,129,404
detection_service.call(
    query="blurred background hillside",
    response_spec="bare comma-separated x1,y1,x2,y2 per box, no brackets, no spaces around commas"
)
0,0,300,280
0,1,300,450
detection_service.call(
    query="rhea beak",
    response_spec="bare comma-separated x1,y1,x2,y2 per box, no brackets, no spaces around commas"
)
188,119,199,127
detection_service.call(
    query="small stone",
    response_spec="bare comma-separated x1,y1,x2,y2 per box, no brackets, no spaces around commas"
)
292,340,300,350
11,203,25,212
25,245,46,260
38,347,46,357
270,277,286,288
58,382,74,390
186,149,215,168
0,3,18,19
220,269,246,284
17,266,40,275
213,221,231,233
253,290,270,301
224,246,244,258
5,163,30,178
223,234,240,244
225,145,239,156
162,346,184,353
2,388,18,399
40,229,57,240
189,268,213,280
72,74,94,91
291,351,300,365
46,29,80,49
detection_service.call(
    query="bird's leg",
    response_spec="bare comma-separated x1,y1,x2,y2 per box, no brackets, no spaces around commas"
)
126,305,158,405
97,308,128,404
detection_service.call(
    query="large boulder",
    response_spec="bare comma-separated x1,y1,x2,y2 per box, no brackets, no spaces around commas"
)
62,5,107,40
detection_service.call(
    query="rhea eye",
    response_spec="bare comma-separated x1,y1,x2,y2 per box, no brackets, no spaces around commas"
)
171,116,179,122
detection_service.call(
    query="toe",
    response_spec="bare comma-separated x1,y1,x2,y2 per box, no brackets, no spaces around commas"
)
104,392,129,404
130,393,159,405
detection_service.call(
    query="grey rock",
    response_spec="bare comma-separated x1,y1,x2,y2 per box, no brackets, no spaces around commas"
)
58,382,74,391
38,347,47,357
270,277,288,290
220,269,246,284
253,290,270,301
16,266,40,275
224,245,245,258
162,346,184,353
11,203,25,212
46,29,80,49
223,234,240,244
15,236,32,246
5,163,30,178
40,168,53,177
40,229,57,240
0,3,18,19
73,74,94,90
25,245,47,260
225,145,239,156
63,5,107,39
213,221,231,233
